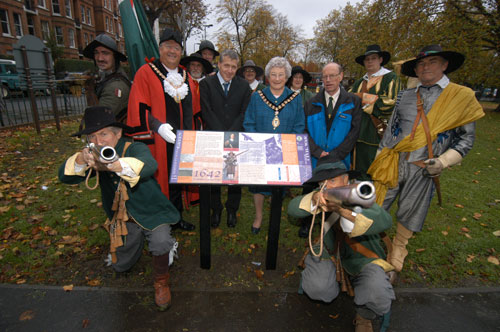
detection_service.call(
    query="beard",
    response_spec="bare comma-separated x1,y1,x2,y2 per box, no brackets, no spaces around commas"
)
190,71,203,79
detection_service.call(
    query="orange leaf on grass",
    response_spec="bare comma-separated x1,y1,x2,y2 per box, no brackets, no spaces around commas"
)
87,279,101,286
19,310,35,321
63,284,74,291
487,256,499,265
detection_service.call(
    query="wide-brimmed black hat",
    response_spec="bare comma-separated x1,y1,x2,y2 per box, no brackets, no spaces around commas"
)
305,160,359,185
71,106,129,137
159,27,183,48
83,33,127,62
401,44,465,77
195,40,219,57
286,66,312,87
180,53,213,75
355,45,391,67
236,60,264,78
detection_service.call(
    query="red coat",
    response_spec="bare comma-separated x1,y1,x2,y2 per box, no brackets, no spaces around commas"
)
127,61,192,198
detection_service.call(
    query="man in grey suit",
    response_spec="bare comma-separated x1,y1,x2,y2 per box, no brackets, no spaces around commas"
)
200,49,252,228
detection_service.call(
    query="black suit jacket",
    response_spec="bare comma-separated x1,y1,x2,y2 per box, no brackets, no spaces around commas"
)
200,74,252,131
304,87,362,162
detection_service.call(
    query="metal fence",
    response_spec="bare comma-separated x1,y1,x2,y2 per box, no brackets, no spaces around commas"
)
0,80,88,129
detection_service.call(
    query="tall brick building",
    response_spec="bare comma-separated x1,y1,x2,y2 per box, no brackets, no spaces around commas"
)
0,0,125,59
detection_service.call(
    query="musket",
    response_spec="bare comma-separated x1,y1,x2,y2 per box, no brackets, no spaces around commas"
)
323,181,376,209
87,142,118,164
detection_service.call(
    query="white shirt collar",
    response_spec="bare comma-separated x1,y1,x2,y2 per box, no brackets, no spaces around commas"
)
162,64,178,74
249,80,259,90
217,71,231,87
324,88,341,107
363,67,391,80
416,74,449,90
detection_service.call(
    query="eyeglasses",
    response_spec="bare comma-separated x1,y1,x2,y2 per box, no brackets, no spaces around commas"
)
244,68,255,73
323,73,341,80
270,73,286,79
160,43,182,52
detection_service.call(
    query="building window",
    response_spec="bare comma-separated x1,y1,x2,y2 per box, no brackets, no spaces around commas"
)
84,32,88,46
0,9,11,36
105,17,109,32
55,26,64,45
65,0,72,18
38,0,47,9
118,22,122,37
27,16,35,35
87,8,91,25
52,0,60,15
68,28,75,48
13,13,23,37
80,5,85,23
41,20,50,40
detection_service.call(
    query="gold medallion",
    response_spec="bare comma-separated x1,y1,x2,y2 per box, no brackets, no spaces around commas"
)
272,112,280,130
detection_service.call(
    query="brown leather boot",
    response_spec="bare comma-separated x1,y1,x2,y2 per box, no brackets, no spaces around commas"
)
390,222,413,272
353,313,373,332
153,254,171,311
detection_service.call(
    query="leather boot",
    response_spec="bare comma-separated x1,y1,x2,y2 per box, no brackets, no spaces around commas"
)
353,313,373,332
153,254,171,311
390,222,413,272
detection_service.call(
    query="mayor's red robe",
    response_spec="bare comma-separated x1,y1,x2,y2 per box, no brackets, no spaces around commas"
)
126,60,192,199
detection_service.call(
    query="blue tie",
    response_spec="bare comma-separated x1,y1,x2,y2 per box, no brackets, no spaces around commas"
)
223,82,229,96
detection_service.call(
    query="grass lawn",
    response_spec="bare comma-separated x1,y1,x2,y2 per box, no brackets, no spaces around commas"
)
0,106,499,289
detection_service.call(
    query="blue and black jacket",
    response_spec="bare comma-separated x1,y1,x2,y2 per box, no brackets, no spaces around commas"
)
304,87,362,169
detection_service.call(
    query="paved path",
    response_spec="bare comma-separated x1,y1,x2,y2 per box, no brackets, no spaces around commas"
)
1,284,499,331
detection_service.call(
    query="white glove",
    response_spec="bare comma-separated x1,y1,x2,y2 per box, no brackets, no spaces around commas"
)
424,149,463,176
423,158,444,176
158,123,176,144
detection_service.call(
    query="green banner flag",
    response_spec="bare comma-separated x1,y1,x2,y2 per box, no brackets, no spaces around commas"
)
118,0,159,80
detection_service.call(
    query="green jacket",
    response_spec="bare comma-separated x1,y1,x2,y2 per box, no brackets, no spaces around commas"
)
300,88,314,107
58,138,180,230
288,191,393,276
96,66,131,120
350,71,400,146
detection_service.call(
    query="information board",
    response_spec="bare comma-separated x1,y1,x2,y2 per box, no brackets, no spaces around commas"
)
169,131,312,185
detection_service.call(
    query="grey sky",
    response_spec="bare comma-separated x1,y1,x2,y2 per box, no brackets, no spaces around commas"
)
185,0,356,54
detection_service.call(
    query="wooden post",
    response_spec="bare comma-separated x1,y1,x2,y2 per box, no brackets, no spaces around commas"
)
43,48,60,131
21,45,41,134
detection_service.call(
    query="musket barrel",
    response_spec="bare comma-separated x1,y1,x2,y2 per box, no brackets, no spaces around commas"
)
323,181,376,208
87,143,118,163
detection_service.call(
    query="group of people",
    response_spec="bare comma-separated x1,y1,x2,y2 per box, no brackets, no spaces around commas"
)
58,27,484,331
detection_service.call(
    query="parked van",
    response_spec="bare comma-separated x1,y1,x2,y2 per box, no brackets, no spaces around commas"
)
0,59,21,98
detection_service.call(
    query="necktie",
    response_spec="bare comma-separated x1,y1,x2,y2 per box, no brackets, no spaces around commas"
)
327,96,334,119
223,82,229,96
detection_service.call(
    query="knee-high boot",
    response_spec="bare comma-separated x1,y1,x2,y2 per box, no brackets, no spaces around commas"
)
153,253,171,310
389,222,413,272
